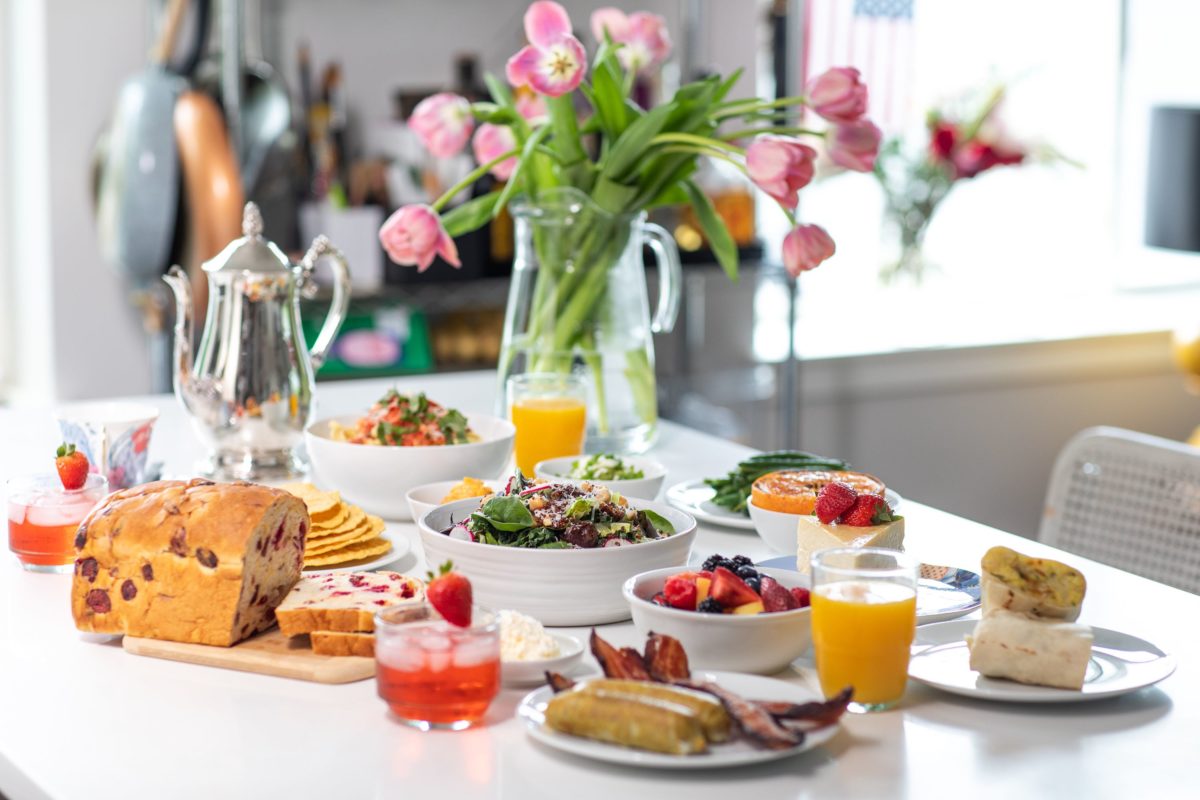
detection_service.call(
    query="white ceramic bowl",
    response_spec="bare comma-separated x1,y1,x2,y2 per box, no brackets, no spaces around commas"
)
747,496,800,553
417,496,697,626
533,455,667,499
305,413,515,520
623,566,812,674
405,478,505,524
501,633,585,686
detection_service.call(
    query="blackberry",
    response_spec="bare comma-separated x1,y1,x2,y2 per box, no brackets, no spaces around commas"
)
745,576,762,594
697,597,724,613
736,565,759,580
701,554,726,572
731,555,753,567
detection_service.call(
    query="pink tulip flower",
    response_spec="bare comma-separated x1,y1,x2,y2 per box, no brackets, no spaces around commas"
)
515,92,549,124
590,8,671,72
506,1,587,97
473,123,519,181
782,224,836,277
807,67,868,123
746,136,816,210
408,93,475,158
379,204,460,272
828,118,882,172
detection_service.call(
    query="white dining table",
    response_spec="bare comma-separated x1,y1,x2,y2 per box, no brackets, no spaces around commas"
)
0,371,1195,799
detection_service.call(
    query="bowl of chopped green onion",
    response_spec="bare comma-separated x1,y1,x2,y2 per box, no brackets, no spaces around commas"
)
534,453,666,500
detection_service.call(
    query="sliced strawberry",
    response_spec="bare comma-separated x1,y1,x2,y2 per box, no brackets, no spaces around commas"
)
710,567,759,608
54,443,89,491
759,576,793,613
664,576,699,610
425,560,472,627
815,481,857,524
790,587,812,608
839,494,895,527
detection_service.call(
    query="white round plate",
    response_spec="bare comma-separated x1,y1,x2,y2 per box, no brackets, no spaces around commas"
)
518,670,840,769
667,479,902,532
302,527,410,574
908,620,1176,703
502,634,585,687
756,556,980,625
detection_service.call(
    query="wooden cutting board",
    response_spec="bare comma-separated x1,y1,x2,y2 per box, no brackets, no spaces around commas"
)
122,629,375,684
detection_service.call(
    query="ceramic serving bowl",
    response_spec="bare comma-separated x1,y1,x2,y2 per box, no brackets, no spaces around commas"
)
533,455,667,499
501,633,585,686
305,413,514,520
405,478,506,524
623,566,813,674
417,497,697,626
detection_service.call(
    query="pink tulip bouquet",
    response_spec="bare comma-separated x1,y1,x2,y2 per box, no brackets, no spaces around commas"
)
378,1,878,437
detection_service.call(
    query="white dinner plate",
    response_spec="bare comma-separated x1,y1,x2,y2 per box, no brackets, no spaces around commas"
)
667,479,903,531
502,634,585,687
302,527,410,574
518,670,840,769
755,556,981,625
908,620,1176,703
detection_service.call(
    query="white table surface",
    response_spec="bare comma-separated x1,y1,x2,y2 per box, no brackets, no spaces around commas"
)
1,372,1195,799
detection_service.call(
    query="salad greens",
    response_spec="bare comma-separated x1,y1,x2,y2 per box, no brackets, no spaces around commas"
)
567,453,645,481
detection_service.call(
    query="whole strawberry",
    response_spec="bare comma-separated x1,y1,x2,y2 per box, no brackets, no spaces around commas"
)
840,494,896,527
425,560,473,627
815,481,858,524
55,443,90,491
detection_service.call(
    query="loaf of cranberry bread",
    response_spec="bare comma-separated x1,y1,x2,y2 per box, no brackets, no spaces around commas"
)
275,571,423,637
310,631,376,658
71,479,309,647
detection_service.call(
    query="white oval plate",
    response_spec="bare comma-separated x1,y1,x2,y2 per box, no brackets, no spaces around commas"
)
756,556,980,625
518,670,840,769
908,620,1176,703
667,479,902,532
302,527,410,574
502,634,585,687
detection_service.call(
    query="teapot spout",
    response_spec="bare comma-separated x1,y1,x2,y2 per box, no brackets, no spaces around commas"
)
162,266,195,408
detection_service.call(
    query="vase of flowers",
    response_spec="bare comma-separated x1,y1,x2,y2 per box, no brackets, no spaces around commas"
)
378,1,879,451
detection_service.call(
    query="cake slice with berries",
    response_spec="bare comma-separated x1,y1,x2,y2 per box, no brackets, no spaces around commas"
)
794,483,905,574
275,571,424,638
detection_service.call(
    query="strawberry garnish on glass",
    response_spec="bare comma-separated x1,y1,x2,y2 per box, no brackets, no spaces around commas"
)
425,560,473,627
54,443,90,491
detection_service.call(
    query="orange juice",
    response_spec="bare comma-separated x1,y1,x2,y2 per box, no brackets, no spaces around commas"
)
811,581,917,707
510,397,586,475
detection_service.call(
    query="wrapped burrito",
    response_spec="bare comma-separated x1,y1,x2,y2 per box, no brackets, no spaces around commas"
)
980,546,1087,621
966,610,1094,690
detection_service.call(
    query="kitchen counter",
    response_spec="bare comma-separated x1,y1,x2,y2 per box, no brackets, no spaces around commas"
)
0,372,1196,799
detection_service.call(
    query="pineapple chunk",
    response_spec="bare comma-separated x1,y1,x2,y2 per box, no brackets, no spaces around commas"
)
731,600,765,615
696,577,712,604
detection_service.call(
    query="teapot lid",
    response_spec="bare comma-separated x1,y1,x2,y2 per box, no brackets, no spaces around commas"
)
202,203,292,274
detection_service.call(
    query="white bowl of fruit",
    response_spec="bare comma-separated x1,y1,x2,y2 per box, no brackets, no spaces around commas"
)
622,555,812,675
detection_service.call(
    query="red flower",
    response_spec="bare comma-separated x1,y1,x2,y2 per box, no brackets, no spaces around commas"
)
930,122,957,162
952,141,1024,179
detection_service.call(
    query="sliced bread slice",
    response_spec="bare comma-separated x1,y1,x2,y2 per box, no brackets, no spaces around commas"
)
311,630,375,658
275,571,423,637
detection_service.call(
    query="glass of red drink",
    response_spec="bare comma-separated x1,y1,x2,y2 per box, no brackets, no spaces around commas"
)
6,474,108,573
375,602,501,731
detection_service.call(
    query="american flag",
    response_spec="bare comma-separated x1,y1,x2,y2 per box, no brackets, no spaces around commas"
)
802,0,916,133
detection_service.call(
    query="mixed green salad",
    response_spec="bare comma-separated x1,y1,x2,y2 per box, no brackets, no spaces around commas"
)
704,450,848,514
567,453,645,481
443,473,675,549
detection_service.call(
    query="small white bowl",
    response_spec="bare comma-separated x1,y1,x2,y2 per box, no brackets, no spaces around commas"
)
533,455,667,499
747,496,801,553
305,413,514,521
623,566,812,674
418,496,696,626
502,633,585,686
405,479,505,523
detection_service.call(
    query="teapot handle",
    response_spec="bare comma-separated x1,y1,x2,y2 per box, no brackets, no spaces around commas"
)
642,222,682,334
299,236,351,370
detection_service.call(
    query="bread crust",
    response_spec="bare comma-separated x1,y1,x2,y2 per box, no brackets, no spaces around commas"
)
311,631,375,657
71,479,308,646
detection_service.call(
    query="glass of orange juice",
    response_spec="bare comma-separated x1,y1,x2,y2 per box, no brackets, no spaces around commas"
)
506,373,587,475
810,548,917,713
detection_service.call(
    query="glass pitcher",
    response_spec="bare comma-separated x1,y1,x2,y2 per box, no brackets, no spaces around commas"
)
496,188,681,454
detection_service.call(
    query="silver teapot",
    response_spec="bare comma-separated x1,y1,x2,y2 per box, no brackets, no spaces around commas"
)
163,203,350,479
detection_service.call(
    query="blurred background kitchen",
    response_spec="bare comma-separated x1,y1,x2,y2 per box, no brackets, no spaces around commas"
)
3,0,1200,536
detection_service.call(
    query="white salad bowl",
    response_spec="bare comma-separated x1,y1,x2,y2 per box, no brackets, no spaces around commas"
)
305,413,514,520
417,496,697,626
623,566,813,674
533,455,667,499
747,496,802,553
405,479,505,524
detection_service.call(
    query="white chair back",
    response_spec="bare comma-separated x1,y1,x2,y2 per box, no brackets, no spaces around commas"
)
1040,426,1200,594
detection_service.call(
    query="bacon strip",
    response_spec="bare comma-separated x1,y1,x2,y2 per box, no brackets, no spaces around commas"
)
755,687,853,728
590,630,652,680
545,672,576,693
678,680,802,750
644,632,691,682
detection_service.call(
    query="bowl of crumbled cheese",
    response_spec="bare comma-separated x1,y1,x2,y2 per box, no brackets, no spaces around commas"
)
498,609,584,686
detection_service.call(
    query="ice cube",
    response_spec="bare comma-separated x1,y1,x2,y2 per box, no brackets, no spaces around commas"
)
426,650,451,672
26,503,81,528
7,503,25,525
376,640,424,672
452,637,498,668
